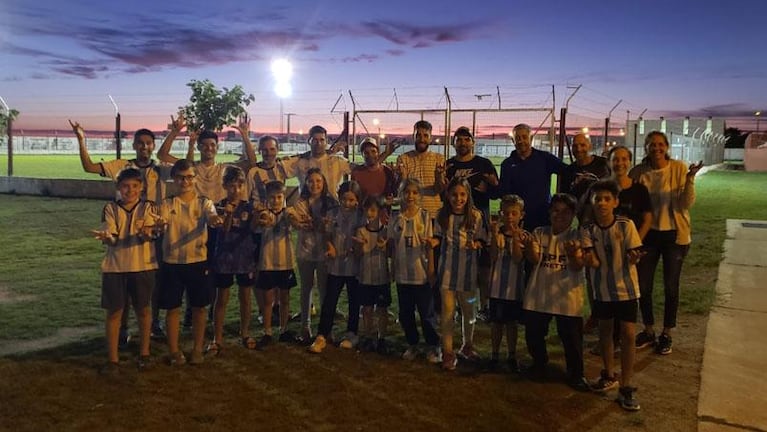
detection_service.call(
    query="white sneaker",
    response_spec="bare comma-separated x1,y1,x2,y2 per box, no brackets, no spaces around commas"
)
308,335,327,353
402,346,418,361
426,347,443,364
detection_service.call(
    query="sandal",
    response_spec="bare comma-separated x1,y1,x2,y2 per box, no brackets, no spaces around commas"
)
205,342,221,357
241,336,257,350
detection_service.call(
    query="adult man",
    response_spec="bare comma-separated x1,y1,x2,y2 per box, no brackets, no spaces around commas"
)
288,125,351,198
498,123,567,230
247,135,293,204
395,120,446,219
72,120,170,341
445,126,498,320
560,133,611,207
351,137,397,201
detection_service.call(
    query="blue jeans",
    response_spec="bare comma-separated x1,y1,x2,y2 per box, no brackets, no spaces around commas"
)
637,230,690,329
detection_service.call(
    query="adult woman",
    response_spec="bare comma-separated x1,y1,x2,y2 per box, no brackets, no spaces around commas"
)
629,132,703,355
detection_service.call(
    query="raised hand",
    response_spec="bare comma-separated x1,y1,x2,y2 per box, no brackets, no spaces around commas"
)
169,113,186,133
564,239,582,256
326,242,337,259
234,113,250,136
688,161,704,178
90,229,114,243
69,120,85,140
329,139,348,154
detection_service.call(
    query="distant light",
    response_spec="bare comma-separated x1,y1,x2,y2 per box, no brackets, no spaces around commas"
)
379,133,386,139
271,59,293,81
508,131,513,137
619,129,625,136
274,81,292,99
373,118,380,126
756,111,762,116
298,129,303,135
581,127,589,134
435,138,440,143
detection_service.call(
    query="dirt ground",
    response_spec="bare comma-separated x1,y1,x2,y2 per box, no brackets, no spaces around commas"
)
0,311,706,432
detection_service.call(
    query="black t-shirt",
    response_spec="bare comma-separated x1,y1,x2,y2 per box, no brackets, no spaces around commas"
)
616,182,652,232
561,155,611,199
446,155,498,218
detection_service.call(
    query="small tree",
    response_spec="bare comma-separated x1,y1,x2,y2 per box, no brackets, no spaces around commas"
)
0,109,19,138
179,79,254,132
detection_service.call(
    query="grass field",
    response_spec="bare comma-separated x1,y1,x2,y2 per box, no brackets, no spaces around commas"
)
0,167,764,431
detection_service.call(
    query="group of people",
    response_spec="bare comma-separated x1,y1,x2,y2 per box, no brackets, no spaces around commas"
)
73,114,703,413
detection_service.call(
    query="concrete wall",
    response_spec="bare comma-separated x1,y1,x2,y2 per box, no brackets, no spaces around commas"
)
0,177,115,200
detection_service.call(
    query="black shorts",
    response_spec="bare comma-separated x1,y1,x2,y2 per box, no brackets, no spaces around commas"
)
101,270,156,313
159,262,211,309
256,270,297,290
592,299,638,323
488,298,523,324
214,272,256,289
358,284,392,307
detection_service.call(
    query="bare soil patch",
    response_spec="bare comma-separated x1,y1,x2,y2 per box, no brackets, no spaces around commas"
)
0,286,37,305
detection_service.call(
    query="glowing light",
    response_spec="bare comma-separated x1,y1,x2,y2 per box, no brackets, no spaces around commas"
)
271,59,293,81
581,127,589,134
372,118,380,126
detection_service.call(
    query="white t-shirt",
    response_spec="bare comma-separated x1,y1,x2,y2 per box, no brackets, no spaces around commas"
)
160,195,217,264
100,200,159,273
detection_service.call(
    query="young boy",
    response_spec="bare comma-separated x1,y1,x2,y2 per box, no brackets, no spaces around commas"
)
93,168,159,373
582,179,644,411
256,180,298,347
522,193,589,391
487,195,527,372
157,159,223,365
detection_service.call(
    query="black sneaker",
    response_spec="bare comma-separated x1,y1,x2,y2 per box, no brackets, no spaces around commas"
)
590,369,619,393
476,306,490,323
655,333,673,355
568,376,592,392
375,338,390,355
635,331,656,349
256,334,273,351
278,330,296,343
617,386,641,411
150,321,165,339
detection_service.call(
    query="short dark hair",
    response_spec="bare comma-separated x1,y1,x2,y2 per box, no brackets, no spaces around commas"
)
337,180,362,201
258,135,279,150
362,195,385,210
134,128,155,142
589,179,620,199
308,125,327,137
550,193,577,213
117,167,143,185
171,159,194,177
197,130,218,144
413,120,432,132
500,194,524,211
264,180,286,196
222,165,245,185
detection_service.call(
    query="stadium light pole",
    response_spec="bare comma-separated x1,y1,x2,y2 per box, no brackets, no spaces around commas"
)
108,95,121,159
271,59,293,139
756,111,761,133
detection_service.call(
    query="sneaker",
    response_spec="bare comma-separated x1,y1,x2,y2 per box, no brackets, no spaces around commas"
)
617,386,641,411
278,330,296,343
189,350,204,365
442,351,457,371
402,346,418,361
118,328,131,348
476,306,490,323
426,347,443,364
256,334,273,351
457,344,481,361
656,333,673,355
635,331,656,349
100,361,120,376
298,327,313,345
150,321,165,339
308,335,327,353
137,355,152,371
568,376,592,392
168,351,186,366
591,370,619,393
310,304,317,316
339,333,358,349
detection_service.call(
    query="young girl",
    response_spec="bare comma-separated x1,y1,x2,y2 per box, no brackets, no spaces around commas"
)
309,181,363,353
487,195,527,372
434,177,488,370
209,166,258,354
353,196,391,353
390,178,441,363
255,180,297,348
289,167,338,343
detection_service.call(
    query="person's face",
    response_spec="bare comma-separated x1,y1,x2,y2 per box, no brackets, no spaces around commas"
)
309,133,327,155
591,190,619,220
501,204,524,227
413,127,431,153
259,139,278,165
646,134,669,164
513,128,532,157
118,178,143,203
267,191,285,212
173,168,196,193
549,201,574,233
402,184,420,208
572,134,592,163
197,138,218,161
224,180,244,200
306,173,325,197
340,191,359,210
453,134,474,157
365,204,380,221
448,184,469,213
133,134,155,160
362,145,379,166
610,147,632,177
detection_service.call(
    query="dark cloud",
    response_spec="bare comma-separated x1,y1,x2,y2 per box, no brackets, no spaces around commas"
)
386,49,405,56
353,20,481,48
660,103,759,118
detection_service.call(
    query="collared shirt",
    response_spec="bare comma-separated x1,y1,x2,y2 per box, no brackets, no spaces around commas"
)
396,150,445,218
100,200,159,273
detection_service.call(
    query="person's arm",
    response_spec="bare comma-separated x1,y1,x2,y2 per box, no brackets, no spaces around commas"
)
233,115,257,170
565,239,586,271
679,161,701,209
70,120,103,174
158,114,185,164
184,130,197,162
524,230,541,264
434,156,447,194
637,211,652,241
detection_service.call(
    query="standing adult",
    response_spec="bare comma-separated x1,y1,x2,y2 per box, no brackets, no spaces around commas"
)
629,131,702,355
445,126,498,320
561,133,611,221
288,125,351,199
72,121,170,340
499,123,567,230
351,137,397,202
247,135,294,205
395,120,447,219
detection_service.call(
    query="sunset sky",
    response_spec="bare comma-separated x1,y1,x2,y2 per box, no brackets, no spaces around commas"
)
1,0,765,135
